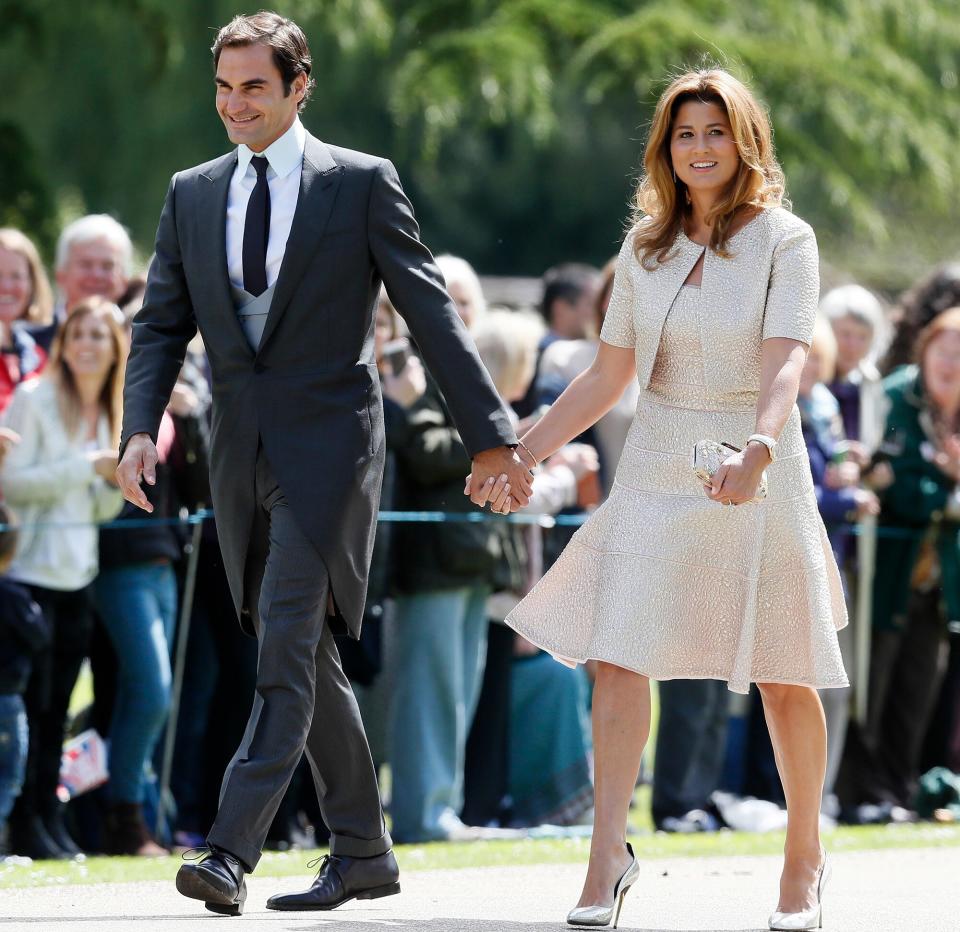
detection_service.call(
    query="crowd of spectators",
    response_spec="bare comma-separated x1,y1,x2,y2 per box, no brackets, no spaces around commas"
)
0,213,958,862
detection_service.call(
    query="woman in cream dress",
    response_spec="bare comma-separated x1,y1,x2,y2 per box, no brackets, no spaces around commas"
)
469,70,846,931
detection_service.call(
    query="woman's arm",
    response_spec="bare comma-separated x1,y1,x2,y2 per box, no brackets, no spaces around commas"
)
708,337,807,505
518,342,637,465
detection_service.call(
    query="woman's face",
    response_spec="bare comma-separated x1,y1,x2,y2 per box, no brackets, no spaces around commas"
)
670,99,741,202
61,314,117,382
0,247,33,324
923,330,960,411
832,315,874,377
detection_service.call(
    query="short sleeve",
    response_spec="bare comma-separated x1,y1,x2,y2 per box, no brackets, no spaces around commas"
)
599,232,639,349
761,224,820,345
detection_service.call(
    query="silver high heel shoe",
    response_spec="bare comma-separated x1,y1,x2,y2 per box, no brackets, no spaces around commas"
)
768,852,831,931
566,842,640,929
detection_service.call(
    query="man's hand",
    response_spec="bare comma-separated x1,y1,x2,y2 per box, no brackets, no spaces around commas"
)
116,432,159,513
467,446,534,514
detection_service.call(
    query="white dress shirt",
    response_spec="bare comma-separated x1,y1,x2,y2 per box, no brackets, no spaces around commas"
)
225,118,306,293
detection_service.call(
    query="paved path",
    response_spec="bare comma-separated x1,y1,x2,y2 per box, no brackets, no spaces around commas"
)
1,847,955,931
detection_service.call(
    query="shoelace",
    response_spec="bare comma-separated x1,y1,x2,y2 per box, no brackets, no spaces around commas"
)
307,853,330,876
181,846,213,862
180,845,244,887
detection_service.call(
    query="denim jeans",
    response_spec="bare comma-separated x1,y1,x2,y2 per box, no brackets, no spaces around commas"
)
94,563,177,803
0,694,28,825
388,585,491,843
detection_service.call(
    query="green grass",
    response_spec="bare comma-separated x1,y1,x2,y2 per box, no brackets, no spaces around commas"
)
3,820,959,890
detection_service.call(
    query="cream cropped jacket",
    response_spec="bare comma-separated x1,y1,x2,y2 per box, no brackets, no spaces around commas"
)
601,206,820,390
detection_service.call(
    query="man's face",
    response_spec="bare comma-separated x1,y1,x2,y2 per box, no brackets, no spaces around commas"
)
552,283,599,340
56,238,127,311
216,43,305,152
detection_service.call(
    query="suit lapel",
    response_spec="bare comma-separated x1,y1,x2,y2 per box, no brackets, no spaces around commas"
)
256,135,342,356
198,151,254,357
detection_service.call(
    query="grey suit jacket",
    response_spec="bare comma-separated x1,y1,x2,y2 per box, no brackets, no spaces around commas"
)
121,133,516,637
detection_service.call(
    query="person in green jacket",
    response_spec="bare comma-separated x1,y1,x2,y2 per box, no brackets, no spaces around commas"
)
838,306,960,820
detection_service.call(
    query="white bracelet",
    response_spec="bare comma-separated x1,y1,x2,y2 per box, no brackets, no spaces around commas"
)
747,433,777,463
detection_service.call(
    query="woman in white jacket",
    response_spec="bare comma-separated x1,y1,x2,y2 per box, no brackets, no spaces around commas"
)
2,296,125,859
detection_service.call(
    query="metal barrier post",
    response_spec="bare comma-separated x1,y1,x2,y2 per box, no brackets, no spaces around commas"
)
156,517,205,838
853,516,877,725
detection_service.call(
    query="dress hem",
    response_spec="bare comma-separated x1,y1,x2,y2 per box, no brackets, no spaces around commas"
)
507,622,850,696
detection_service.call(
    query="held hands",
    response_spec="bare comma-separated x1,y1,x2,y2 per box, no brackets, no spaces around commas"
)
704,443,768,506
115,432,159,513
464,445,535,515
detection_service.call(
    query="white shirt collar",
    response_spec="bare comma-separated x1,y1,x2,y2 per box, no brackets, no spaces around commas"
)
237,117,306,179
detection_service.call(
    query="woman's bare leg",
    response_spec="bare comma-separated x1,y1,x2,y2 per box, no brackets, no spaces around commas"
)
575,662,650,908
758,682,827,913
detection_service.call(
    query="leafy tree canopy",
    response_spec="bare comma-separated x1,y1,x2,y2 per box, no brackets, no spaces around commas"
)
2,0,958,287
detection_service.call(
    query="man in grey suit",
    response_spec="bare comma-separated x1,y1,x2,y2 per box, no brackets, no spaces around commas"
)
116,11,531,917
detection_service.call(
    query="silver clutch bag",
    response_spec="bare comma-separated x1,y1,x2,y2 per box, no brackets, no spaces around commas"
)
691,439,768,502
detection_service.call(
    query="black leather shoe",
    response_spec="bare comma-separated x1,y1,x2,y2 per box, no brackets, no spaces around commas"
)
9,813,69,860
176,847,247,916
42,805,83,856
267,849,400,911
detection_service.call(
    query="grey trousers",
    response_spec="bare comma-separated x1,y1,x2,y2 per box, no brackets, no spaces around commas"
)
207,447,391,870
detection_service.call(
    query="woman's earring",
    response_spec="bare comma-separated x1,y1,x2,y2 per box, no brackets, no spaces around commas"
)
672,166,677,183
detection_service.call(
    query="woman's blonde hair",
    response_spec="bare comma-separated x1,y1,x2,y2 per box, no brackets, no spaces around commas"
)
632,68,786,268
435,254,487,330
0,228,54,325
472,310,545,400
47,297,126,447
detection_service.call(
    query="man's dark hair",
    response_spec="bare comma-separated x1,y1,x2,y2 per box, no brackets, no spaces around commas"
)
0,503,19,573
539,263,600,324
212,11,316,112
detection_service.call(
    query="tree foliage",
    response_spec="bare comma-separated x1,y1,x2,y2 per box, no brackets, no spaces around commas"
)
2,0,958,285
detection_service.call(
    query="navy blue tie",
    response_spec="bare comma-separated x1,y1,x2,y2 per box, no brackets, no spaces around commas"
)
242,155,271,297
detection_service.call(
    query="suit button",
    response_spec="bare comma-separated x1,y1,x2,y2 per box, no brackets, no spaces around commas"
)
253,361,266,374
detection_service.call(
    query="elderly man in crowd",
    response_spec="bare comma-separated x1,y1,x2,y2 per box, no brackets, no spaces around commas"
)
31,215,132,352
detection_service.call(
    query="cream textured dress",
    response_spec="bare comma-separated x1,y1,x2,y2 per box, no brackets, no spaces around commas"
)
506,208,849,694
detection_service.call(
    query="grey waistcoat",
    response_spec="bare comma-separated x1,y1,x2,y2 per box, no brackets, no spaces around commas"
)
231,282,276,351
